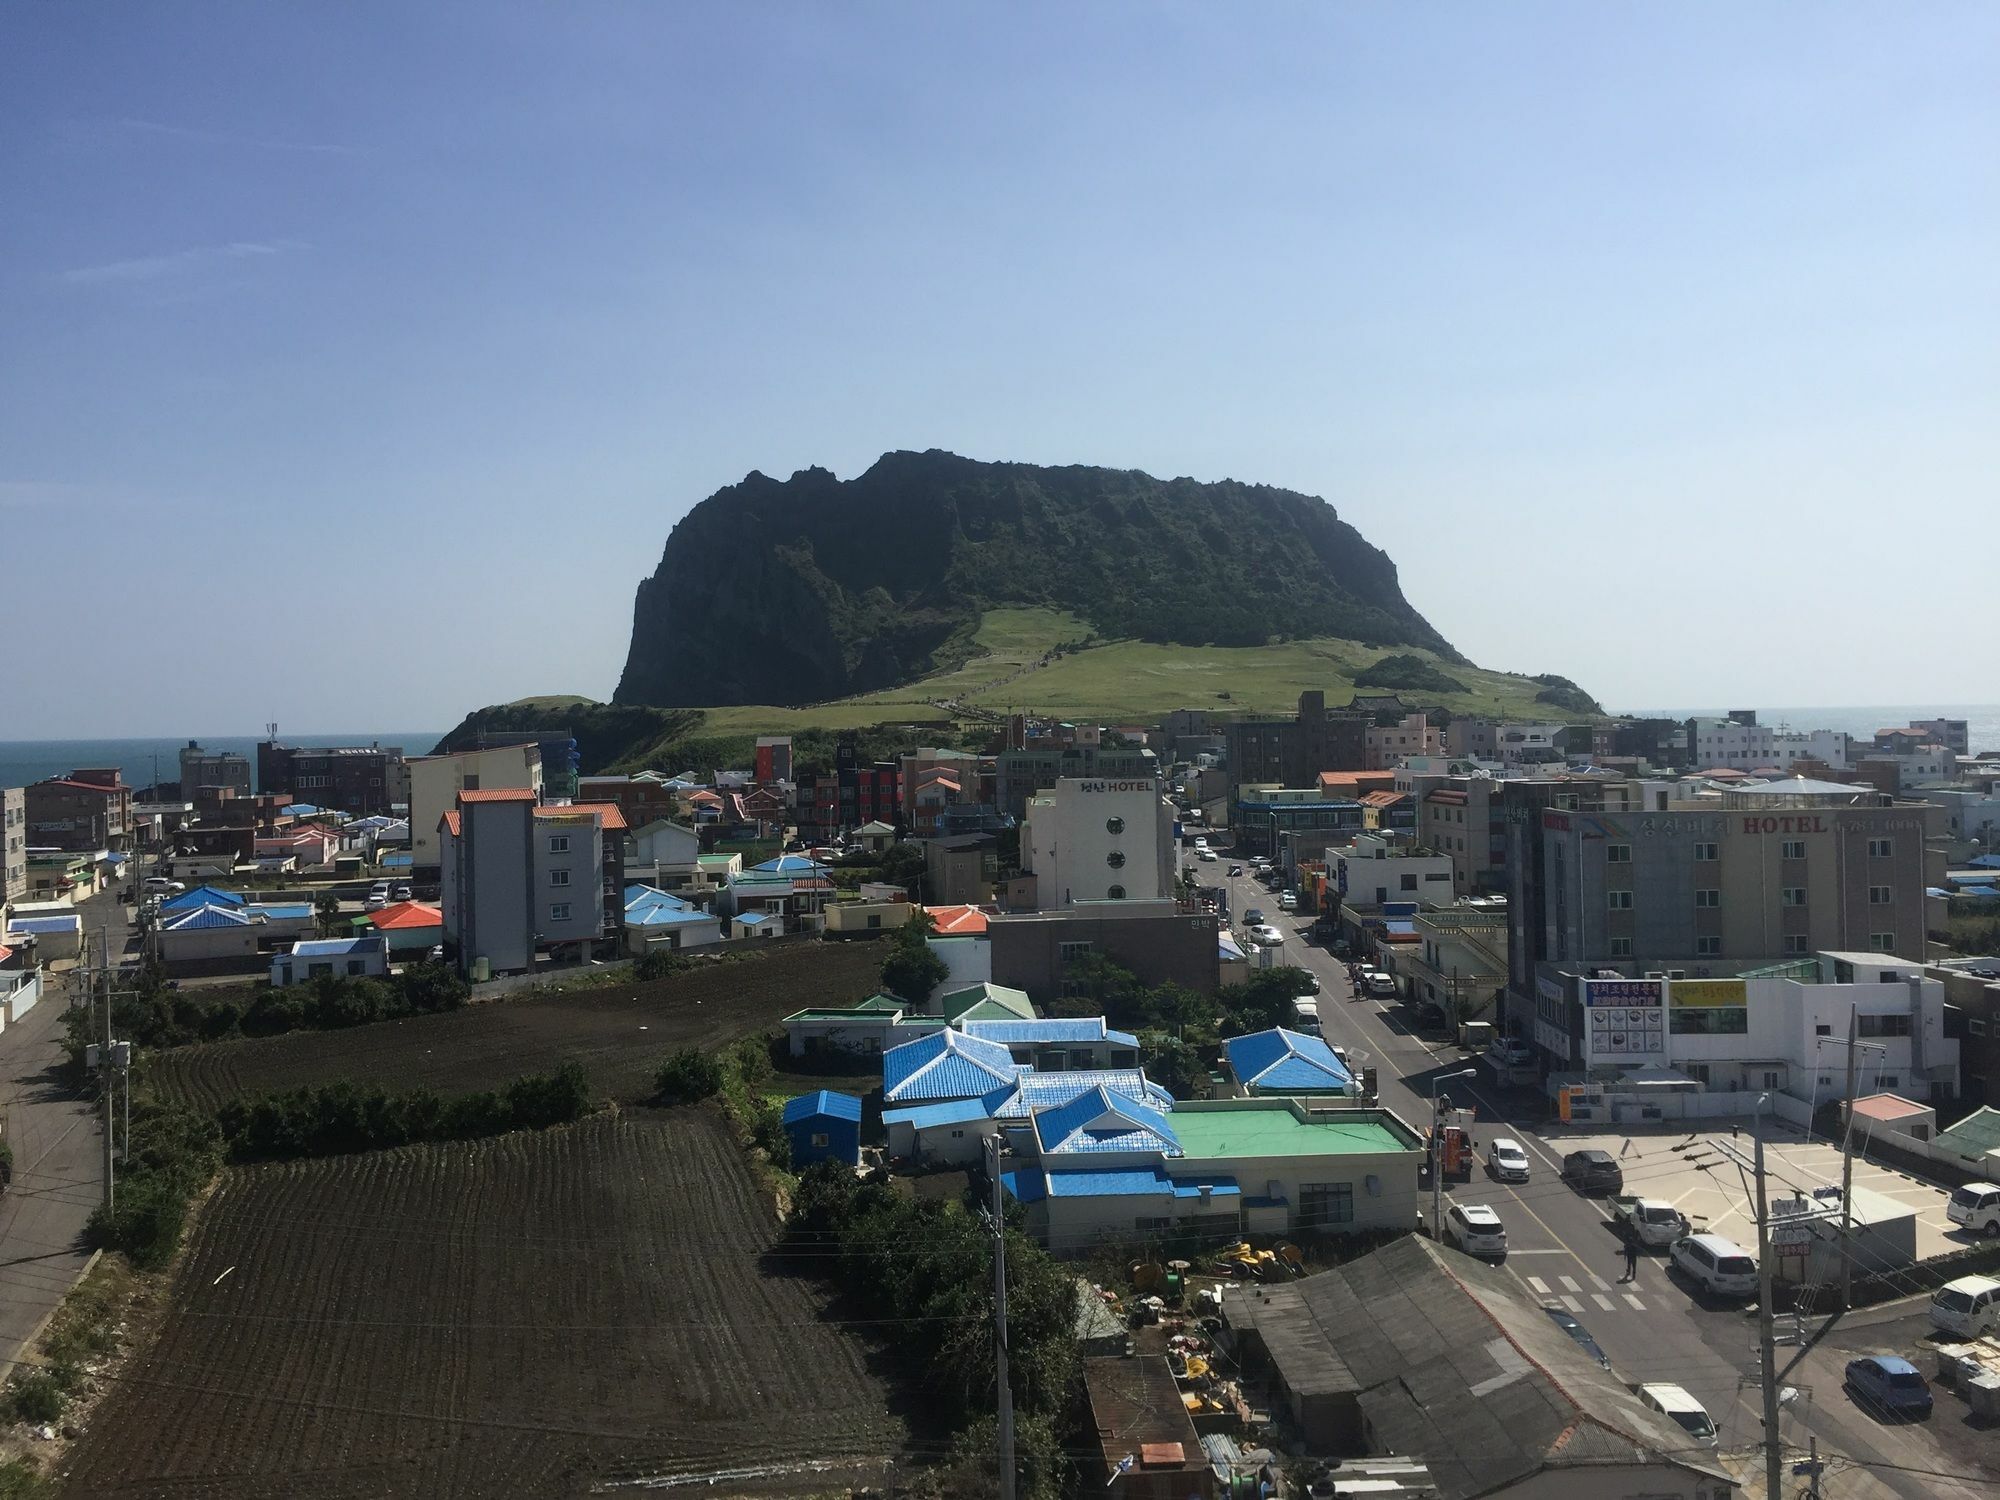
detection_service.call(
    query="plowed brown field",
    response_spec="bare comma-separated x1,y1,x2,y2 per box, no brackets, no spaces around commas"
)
57,1111,914,1497
152,940,883,1110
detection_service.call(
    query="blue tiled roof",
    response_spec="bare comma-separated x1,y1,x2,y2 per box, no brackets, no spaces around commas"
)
249,903,314,920
1040,1169,1237,1199
161,885,245,911
782,1090,863,1125
753,855,828,875
881,1029,1018,1103
1000,1170,1047,1204
1225,1028,1353,1093
736,910,785,927
883,1097,995,1131
1000,1069,1173,1118
961,1018,1141,1048
1033,1085,1180,1157
163,904,254,931
5,915,81,935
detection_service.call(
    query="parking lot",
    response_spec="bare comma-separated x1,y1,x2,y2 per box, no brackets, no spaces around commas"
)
1549,1124,1967,1266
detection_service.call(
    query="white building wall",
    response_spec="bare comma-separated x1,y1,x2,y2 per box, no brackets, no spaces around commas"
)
1022,778,1171,908
1334,834,1455,910
533,812,605,945
927,936,992,1004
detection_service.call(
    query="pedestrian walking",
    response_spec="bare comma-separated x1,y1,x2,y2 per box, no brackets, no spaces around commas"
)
1620,1234,1640,1283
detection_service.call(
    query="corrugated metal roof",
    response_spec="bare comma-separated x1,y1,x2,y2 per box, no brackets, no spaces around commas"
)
961,1018,1139,1047
781,1090,862,1125
289,937,387,958
5,916,81,935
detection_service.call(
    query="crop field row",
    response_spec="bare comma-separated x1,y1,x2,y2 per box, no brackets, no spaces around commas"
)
151,939,884,1112
57,1112,913,1498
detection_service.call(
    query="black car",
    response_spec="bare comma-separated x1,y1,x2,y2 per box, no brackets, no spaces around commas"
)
1543,1305,1611,1369
1561,1149,1624,1195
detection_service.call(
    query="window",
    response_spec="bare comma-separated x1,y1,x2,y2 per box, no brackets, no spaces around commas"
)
1672,1006,1747,1035
866,914,881,929
1608,890,1633,910
1971,1019,1990,1038
1105,816,1125,835
1781,839,1806,860
1609,937,1633,957
1059,941,1094,962
1106,884,1125,900
462,774,480,792
1684,1063,1710,1084
1878,1073,1900,1089
1607,844,1631,864
547,835,571,854
1868,886,1891,905
1695,935,1722,957
1781,887,1807,907
1400,873,1418,891
1868,838,1893,858
1106,850,1126,869
1784,935,1809,956
549,902,571,922
549,868,571,888
1870,933,1896,952
1695,889,1720,909
1859,1013,1912,1038
1299,1183,1354,1227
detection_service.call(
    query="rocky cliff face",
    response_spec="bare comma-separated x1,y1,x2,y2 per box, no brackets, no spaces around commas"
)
615,450,1460,707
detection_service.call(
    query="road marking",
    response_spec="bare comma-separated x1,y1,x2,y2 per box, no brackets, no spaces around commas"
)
1561,1294,1584,1313
1526,1276,1550,1294
1624,1293,1646,1310
1587,1272,1611,1291
1506,1249,1571,1255
1592,1293,1616,1311
1559,1276,1581,1293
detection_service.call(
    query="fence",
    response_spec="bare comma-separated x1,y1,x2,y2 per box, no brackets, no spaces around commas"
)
1,969,41,1027
1559,1084,1814,1130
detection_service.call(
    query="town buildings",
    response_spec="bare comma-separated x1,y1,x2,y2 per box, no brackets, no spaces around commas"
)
1687,713,1854,772
437,790,624,975
1221,691,1367,799
1021,777,1173,907
410,743,543,872
1363,712,1441,770
992,740,1156,821
801,735,902,840
25,769,132,852
988,902,1220,1001
256,740,408,817
177,740,252,802
1,789,24,912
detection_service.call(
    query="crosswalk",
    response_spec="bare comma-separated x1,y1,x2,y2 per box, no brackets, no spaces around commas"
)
1524,1272,1649,1313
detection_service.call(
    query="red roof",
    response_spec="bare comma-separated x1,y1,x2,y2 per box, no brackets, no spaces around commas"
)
368,900,442,931
685,790,723,804
1361,790,1408,807
925,903,992,935
35,778,123,796
439,810,462,836
536,801,628,831
458,788,538,805
1849,1093,1930,1123
1426,790,1468,805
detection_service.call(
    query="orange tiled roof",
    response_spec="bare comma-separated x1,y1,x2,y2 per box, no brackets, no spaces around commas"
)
1360,790,1408,807
458,788,538,804
924,903,991,935
439,811,462,835
536,801,628,831
369,901,442,930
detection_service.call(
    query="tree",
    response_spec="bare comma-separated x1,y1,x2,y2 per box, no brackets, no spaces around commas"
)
655,1049,724,1104
876,840,928,898
313,889,342,938
881,921,947,1002
1140,1034,1208,1100
1217,967,1313,1035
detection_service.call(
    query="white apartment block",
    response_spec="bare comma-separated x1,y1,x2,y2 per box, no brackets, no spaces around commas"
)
1022,777,1173,908
1332,830,1454,911
410,743,543,869
1689,718,1853,772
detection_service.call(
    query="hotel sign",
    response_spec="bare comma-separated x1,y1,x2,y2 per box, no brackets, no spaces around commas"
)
1076,781,1153,794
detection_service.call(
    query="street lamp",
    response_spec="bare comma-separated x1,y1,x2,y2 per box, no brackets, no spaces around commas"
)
1431,1067,1477,1237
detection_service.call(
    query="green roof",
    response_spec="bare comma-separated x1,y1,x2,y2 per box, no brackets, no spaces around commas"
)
1168,1100,1422,1161
941,982,1035,1021
696,854,738,868
1937,1107,2000,1158
854,992,908,1013
784,1006,903,1022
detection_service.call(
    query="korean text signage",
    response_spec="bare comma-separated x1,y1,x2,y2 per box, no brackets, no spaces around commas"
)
1583,978,1663,1058
1671,979,1747,1009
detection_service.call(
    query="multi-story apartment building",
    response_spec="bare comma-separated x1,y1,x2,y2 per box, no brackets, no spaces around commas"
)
25,769,133,852
1886,719,1970,758
409,743,543,872
753,735,793,784
438,791,624,976
1222,691,1367,798
1418,777,1507,895
178,741,252,801
2,788,26,912
1443,717,1498,760
257,741,408,817
992,743,1155,821
1687,716,1854,772
1022,778,1174,908
800,734,902,840
576,773,685,832
1508,780,1943,1067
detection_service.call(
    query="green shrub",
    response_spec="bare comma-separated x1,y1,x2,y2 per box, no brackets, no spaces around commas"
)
634,949,689,983
212,1068,595,1164
6,1371,64,1425
655,1049,724,1104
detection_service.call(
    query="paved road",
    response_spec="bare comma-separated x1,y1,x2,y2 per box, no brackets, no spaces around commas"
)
1204,859,1960,1499
0,978,103,1374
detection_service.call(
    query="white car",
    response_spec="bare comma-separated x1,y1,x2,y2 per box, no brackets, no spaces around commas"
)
1248,924,1284,946
1930,1275,2000,1339
1637,1383,1717,1446
1444,1202,1507,1259
1277,892,1298,912
1669,1234,1758,1298
1198,850,1218,862
141,877,185,895
1361,970,1397,999
1947,1183,2000,1237
1487,1139,1531,1183
364,883,392,912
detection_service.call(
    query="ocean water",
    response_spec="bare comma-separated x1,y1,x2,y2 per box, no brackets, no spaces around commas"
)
1628,705,2000,756
0,733,446,793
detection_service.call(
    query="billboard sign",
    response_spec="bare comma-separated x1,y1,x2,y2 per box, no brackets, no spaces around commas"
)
1583,978,1664,1058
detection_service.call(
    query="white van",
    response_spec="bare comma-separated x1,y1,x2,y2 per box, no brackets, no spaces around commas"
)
1292,998,1322,1034
1930,1275,2000,1339
1947,1183,2000,1237
1668,1234,1758,1298
1636,1383,1717,1446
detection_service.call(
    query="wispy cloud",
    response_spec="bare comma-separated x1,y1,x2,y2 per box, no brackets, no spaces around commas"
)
89,116,355,157
60,239,307,287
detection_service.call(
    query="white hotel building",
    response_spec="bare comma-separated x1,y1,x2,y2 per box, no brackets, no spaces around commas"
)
1022,777,1174,908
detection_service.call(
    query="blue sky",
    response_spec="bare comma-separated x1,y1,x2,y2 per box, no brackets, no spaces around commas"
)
3,4,1994,736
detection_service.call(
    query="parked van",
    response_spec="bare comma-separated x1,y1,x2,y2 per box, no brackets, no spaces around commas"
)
1292,999,1322,1034
1669,1234,1759,1299
1929,1275,2000,1339
1946,1183,2000,1238
1636,1383,1717,1445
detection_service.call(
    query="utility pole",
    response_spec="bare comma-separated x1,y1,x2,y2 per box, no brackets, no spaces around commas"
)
985,1134,1016,1500
98,938,115,1212
1839,1003,1859,1310
1754,1095,1782,1500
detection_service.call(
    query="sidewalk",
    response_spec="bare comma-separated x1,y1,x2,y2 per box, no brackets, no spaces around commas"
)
0,987,103,1373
